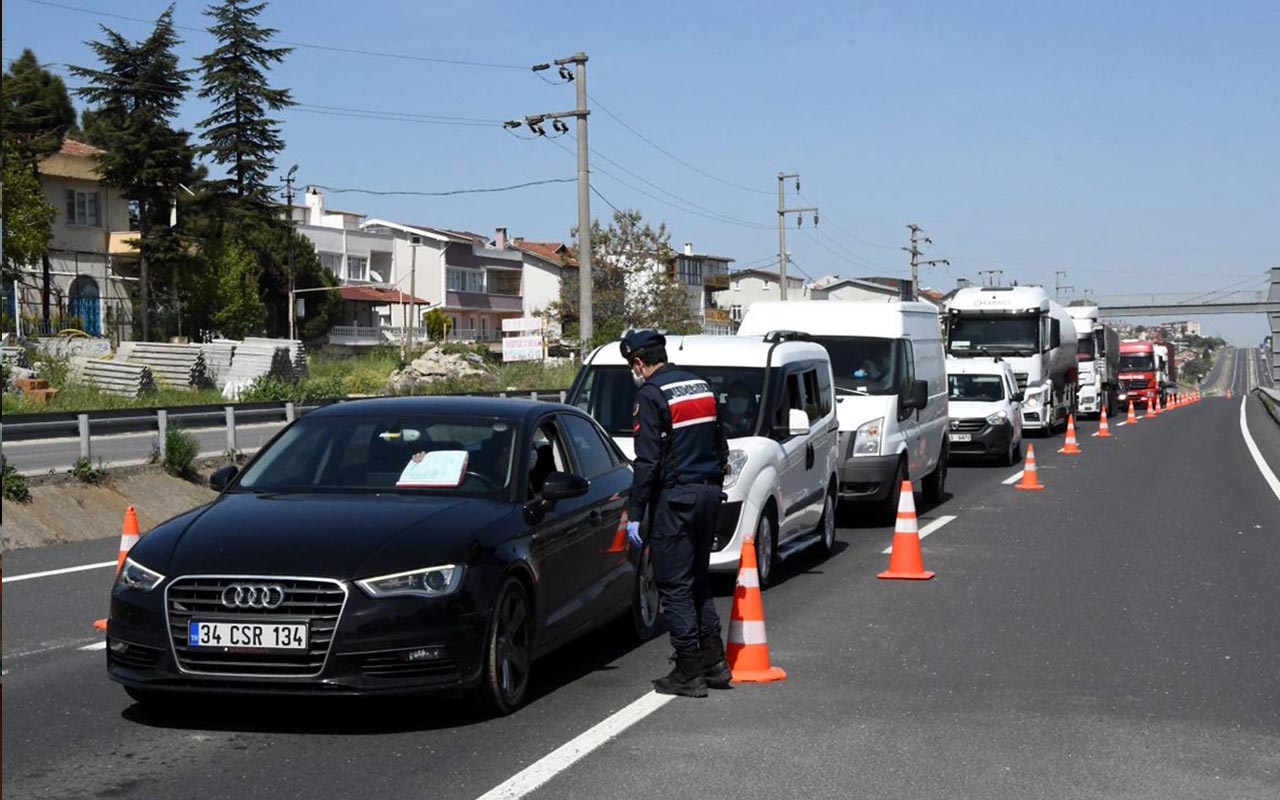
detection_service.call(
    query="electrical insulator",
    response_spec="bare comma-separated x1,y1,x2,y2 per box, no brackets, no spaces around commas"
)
795,179,800,192
814,212,819,227
797,215,802,228
559,66,573,81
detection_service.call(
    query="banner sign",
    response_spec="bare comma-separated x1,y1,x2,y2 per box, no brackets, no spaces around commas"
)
503,335,543,362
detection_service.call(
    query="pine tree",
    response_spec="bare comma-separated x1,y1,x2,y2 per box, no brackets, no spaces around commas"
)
2,49,79,325
197,0,295,212
70,6,195,341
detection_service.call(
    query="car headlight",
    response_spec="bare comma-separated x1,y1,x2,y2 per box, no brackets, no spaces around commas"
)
114,557,165,593
356,565,464,599
986,410,1009,425
854,417,883,456
723,449,748,490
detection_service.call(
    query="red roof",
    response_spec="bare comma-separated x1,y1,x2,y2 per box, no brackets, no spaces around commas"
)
338,286,430,305
513,240,576,267
58,138,105,158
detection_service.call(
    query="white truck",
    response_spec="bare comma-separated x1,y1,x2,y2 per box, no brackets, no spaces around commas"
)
1067,305,1121,418
944,286,1078,434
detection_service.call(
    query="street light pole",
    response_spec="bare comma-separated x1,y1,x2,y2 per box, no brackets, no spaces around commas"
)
284,165,298,341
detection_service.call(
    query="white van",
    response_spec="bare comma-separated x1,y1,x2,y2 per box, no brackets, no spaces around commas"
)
945,357,1023,465
567,333,840,587
736,301,949,519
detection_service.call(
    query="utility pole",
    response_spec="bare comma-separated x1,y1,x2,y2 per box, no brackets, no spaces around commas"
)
901,224,948,300
507,53,592,353
1054,270,1073,301
978,269,1004,288
406,235,419,357
284,164,298,341
776,173,817,301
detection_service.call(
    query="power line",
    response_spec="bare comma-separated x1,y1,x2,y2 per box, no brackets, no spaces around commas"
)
590,184,622,215
801,228,905,275
796,193,898,251
587,92,772,196
289,108,498,128
309,178,576,197
18,0,529,69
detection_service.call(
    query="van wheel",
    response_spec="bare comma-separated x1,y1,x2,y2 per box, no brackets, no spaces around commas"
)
755,513,778,589
1003,436,1022,466
814,490,836,557
877,458,907,525
922,442,948,504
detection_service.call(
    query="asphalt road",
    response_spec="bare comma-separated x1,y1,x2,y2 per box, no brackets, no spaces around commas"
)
4,349,1278,800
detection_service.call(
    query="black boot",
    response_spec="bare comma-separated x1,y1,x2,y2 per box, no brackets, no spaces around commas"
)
700,635,733,690
653,653,708,698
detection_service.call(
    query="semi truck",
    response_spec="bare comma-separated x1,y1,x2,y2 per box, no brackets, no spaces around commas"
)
1117,339,1177,408
1067,305,1120,418
944,285,1078,434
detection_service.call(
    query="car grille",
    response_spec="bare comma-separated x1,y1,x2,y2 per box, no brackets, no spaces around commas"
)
1013,372,1029,393
951,418,986,432
166,577,346,677
1123,379,1149,392
107,640,165,669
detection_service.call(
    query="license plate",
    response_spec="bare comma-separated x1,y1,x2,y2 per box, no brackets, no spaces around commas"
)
948,433,972,442
188,621,308,651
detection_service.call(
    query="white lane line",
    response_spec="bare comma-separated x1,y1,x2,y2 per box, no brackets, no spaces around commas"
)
1239,396,1280,505
1001,470,1024,485
474,691,673,800
3,560,118,584
79,641,108,651
883,515,957,553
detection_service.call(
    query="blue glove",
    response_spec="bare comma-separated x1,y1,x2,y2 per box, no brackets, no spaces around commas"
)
625,521,643,549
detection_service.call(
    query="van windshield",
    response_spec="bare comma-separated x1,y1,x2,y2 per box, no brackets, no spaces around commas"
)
948,374,1006,402
809,337,898,395
572,365,766,438
948,314,1040,356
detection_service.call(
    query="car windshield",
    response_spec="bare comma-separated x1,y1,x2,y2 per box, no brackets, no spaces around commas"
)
949,374,1006,402
948,315,1040,356
572,365,766,438
1076,336,1096,359
1118,354,1154,372
811,336,898,395
236,415,517,496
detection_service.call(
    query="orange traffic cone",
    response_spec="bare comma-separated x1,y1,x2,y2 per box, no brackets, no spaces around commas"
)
878,480,935,580
1144,395,1158,419
93,506,140,631
1015,444,1045,491
1059,415,1082,454
607,510,629,553
1226,389,1232,400
1126,399,1137,424
725,531,787,683
1093,405,1113,438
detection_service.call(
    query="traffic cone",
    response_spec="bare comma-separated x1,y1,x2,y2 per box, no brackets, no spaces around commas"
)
1144,395,1158,419
1093,405,1113,438
1226,389,1232,400
607,510,629,553
93,506,140,632
1126,399,1137,424
1015,444,1045,491
877,480,935,580
725,530,787,683
1058,415,1082,454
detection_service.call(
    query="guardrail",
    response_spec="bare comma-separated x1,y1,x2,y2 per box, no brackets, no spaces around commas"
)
0,389,570,463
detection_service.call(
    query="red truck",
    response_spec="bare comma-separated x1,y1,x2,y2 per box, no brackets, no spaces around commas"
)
1117,339,1177,408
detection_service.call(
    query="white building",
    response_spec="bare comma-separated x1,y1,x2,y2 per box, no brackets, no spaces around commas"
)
713,267,809,330
809,274,900,303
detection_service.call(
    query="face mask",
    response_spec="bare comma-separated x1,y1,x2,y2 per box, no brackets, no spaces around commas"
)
632,367,646,388
728,397,749,414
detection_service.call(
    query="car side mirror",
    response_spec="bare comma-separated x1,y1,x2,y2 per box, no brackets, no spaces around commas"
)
541,471,589,502
902,380,929,411
787,408,810,437
210,465,239,492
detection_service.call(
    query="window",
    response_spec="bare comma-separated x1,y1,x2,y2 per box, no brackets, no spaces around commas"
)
677,257,703,286
561,414,617,478
127,200,141,232
528,421,572,498
480,317,489,337
572,365,766,438
772,368,810,438
730,305,743,322
447,268,484,293
731,281,740,292
346,255,367,281
319,252,343,278
64,190,100,227
488,270,521,296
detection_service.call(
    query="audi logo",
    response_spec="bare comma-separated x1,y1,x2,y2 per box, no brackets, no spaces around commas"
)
221,583,287,609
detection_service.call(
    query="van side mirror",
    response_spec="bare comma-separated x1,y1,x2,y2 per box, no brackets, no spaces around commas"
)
902,380,929,411
210,465,239,492
787,408,810,436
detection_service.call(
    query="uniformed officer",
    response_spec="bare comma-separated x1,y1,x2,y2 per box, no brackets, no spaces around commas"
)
621,329,731,698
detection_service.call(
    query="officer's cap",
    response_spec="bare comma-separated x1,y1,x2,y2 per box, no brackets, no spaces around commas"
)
619,329,666,360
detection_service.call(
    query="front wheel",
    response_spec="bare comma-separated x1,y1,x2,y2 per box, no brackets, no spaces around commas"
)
755,512,778,589
922,442,948,504
876,457,908,525
1003,435,1022,466
814,490,837,557
473,577,534,716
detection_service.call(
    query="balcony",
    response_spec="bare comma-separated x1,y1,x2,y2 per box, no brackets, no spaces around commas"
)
445,291,523,312
328,324,430,347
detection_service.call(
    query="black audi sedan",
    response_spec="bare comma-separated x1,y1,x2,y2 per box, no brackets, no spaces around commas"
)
107,397,659,714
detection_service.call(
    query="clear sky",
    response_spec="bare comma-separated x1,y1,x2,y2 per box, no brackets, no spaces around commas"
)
4,0,1277,343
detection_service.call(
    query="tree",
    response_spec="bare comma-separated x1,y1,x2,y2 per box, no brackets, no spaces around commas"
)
555,209,697,347
2,49,78,325
197,0,295,215
210,239,267,339
71,6,196,341
424,308,448,341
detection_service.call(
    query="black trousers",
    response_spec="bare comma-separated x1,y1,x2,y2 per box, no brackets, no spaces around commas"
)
649,483,723,657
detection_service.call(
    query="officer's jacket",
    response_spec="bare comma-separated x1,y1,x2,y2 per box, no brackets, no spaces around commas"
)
628,364,727,522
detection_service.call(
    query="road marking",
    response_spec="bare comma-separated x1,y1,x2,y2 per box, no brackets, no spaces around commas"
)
79,641,108,651
474,691,674,800
1116,420,1130,427
1239,396,1280,505
883,515,956,553
2,560,118,584
1001,470,1024,485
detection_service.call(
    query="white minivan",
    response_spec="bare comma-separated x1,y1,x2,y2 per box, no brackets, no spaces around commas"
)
945,357,1023,465
736,301,949,520
567,333,840,587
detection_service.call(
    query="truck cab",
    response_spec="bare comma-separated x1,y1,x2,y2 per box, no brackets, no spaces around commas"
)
1068,305,1120,419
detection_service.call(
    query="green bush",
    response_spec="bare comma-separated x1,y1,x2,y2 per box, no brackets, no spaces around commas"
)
164,426,199,478
70,456,108,484
240,374,349,403
3,456,31,502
